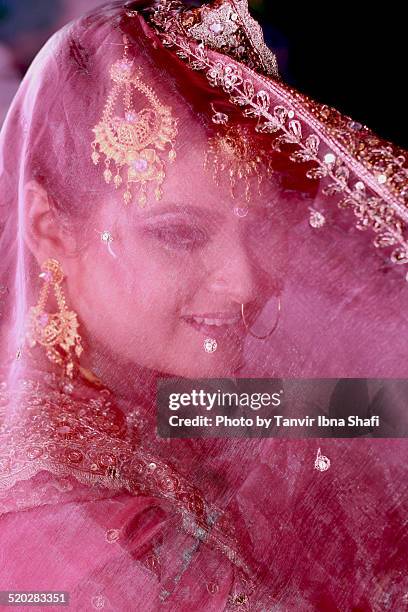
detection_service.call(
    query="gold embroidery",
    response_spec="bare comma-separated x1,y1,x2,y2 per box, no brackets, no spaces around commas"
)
105,528,120,543
0,373,251,580
189,3,240,48
147,1,408,280
152,0,279,79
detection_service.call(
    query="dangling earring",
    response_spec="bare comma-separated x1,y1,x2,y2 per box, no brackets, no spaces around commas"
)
26,258,83,380
241,298,282,340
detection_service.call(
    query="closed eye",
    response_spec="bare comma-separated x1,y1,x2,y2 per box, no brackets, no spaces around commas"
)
144,224,209,251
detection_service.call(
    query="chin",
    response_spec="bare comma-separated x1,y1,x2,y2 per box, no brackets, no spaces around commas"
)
170,356,243,378
153,340,244,378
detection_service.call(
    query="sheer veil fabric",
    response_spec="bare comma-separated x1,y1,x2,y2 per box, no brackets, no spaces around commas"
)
0,1,407,610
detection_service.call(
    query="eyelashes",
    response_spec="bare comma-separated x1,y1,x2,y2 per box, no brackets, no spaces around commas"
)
141,206,289,252
144,219,279,251
144,223,209,251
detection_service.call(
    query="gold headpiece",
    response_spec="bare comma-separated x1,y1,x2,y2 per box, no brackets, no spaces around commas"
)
91,37,178,206
205,122,273,202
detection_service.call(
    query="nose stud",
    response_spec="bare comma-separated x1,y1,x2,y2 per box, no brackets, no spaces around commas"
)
96,229,117,258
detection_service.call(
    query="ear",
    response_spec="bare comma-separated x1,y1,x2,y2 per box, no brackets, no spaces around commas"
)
24,180,77,266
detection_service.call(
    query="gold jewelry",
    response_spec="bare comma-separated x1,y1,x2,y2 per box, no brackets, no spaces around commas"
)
91,36,178,207
26,258,83,379
205,124,273,203
241,298,281,340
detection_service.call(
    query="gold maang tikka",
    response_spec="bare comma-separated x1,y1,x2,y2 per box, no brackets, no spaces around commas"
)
26,258,83,380
91,37,178,207
205,122,273,203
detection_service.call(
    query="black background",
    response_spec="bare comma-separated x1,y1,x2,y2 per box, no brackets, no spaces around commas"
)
0,0,406,147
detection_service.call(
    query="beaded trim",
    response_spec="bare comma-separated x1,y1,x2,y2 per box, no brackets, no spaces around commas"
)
149,0,279,78
146,0,408,280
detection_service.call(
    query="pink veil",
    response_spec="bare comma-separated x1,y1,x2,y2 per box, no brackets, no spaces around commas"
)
0,1,408,609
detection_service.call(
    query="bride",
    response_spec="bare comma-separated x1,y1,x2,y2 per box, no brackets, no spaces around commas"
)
0,1,407,609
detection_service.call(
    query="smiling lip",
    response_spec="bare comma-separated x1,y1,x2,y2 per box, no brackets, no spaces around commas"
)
182,313,242,326
187,312,241,318
181,313,245,337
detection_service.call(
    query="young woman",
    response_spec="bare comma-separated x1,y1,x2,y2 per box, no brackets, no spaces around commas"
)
0,1,407,609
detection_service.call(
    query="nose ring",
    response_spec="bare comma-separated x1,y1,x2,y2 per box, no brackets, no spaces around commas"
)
241,297,282,340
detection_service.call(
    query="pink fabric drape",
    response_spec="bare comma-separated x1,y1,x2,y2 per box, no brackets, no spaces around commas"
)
1,1,407,610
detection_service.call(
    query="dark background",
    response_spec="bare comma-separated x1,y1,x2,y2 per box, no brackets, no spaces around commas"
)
0,0,406,148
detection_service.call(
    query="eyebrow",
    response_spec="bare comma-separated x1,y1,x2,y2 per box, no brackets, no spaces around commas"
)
139,204,227,224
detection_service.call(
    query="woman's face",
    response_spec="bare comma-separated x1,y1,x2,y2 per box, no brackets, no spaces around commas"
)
65,137,289,378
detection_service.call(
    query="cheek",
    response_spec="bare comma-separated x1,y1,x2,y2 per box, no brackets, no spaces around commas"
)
67,254,127,335
86,242,191,341
250,227,289,280
121,245,179,312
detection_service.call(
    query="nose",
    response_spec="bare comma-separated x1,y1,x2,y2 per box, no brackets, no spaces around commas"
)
207,237,258,305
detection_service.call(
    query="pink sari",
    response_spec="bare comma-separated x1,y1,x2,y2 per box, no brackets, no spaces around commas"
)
1,1,407,609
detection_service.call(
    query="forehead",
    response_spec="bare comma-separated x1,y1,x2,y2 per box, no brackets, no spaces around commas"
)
140,123,287,216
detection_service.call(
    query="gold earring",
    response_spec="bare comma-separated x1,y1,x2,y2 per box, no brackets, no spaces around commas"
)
26,258,83,379
241,298,281,340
